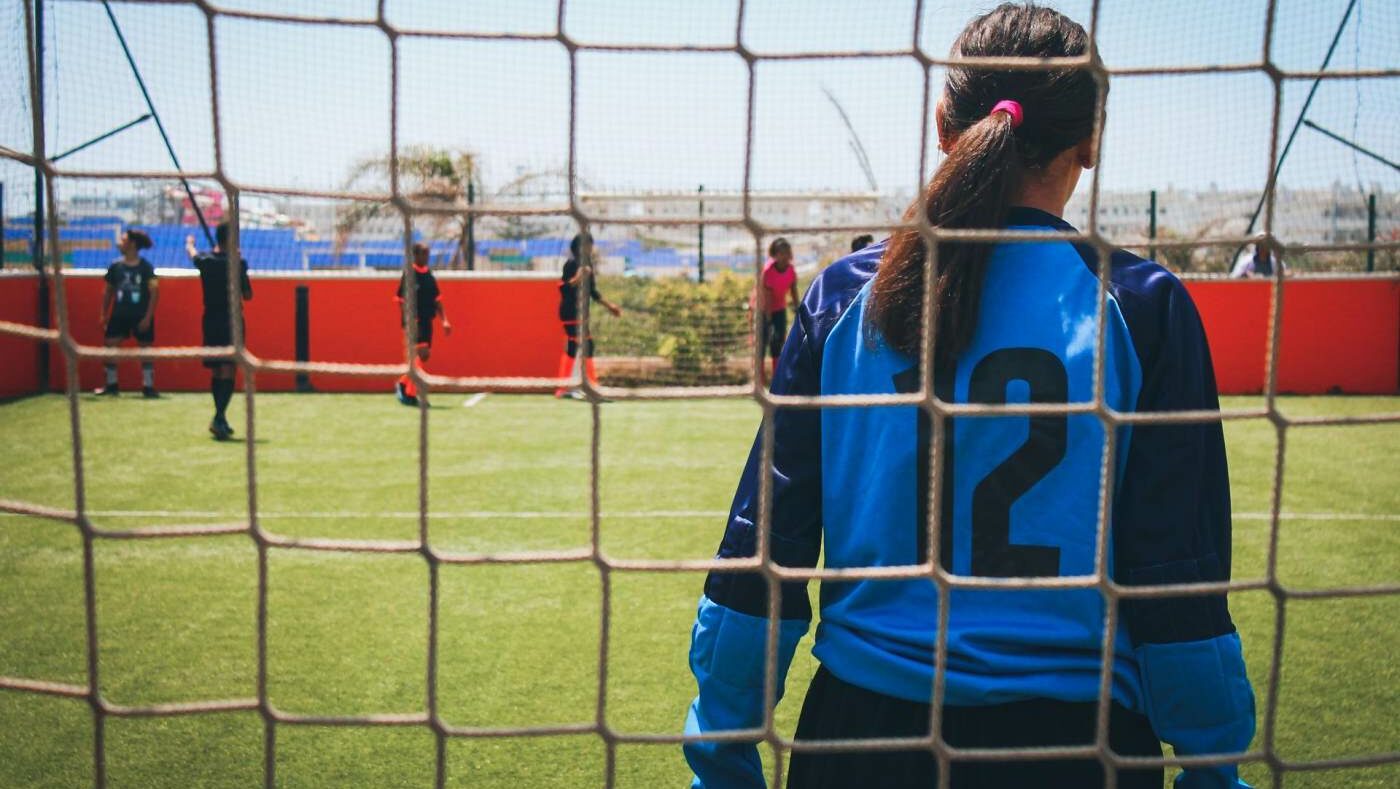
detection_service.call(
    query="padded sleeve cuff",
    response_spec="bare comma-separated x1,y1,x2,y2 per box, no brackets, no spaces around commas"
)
1136,632,1256,788
683,595,808,789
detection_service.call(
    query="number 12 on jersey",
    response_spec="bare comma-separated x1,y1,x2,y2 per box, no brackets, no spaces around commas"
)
893,347,1069,578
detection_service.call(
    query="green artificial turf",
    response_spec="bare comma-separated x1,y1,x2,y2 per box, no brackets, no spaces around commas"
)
1,392,1395,787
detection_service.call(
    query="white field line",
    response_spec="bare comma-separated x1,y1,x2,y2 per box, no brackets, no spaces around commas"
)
1235,512,1400,522
2,510,1397,522
462,393,488,408
1,509,729,520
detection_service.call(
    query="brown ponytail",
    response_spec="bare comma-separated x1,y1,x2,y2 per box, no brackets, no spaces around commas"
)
867,2,1097,367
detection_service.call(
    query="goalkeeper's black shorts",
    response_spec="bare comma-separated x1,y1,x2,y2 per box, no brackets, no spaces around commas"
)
786,665,1164,789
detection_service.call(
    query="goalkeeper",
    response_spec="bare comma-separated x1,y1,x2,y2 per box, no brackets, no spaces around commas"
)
683,4,1255,788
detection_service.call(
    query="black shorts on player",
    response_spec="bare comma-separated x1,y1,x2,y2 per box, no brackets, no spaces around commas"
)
563,321,594,358
786,666,1163,789
105,312,155,344
761,309,787,358
200,314,240,369
407,318,433,349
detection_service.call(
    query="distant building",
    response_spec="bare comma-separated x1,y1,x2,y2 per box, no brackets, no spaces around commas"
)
1064,184,1395,247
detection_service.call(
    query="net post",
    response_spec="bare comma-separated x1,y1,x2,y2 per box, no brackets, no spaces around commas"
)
588,399,618,788
1258,4,1287,781
1079,7,1126,777
22,0,107,780
921,221,954,788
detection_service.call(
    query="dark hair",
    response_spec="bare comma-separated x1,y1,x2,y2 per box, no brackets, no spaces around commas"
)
214,221,230,249
412,242,430,261
851,234,874,253
125,229,153,251
867,2,1098,366
768,237,791,258
570,232,592,259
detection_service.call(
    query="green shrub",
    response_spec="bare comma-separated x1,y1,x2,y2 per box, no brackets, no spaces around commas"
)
590,272,752,384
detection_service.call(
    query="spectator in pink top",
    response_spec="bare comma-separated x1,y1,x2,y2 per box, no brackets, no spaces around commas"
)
751,237,800,385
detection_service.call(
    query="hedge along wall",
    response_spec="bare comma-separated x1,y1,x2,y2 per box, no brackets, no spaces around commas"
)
0,271,1396,396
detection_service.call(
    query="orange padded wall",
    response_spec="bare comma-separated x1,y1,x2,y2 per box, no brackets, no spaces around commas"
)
0,272,1394,397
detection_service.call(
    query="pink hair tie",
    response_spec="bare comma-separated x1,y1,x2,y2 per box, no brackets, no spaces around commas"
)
990,99,1024,129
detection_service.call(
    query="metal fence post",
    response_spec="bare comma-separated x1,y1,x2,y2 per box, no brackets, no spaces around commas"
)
1148,189,1157,261
34,0,50,392
697,184,706,283
466,180,476,271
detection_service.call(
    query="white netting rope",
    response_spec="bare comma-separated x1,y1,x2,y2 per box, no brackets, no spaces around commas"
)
1,1,1399,787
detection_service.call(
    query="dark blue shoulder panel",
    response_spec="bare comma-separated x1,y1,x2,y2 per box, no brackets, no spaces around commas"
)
703,248,881,620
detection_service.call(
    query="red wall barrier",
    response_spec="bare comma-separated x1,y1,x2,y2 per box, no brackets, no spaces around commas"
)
1,272,1396,397
0,273,41,399
1186,278,1400,395
35,273,563,394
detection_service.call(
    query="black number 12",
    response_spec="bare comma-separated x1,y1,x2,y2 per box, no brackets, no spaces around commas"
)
894,347,1068,577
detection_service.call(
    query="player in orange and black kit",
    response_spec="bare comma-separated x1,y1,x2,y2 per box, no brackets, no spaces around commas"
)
555,233,621,398
395,242,452,406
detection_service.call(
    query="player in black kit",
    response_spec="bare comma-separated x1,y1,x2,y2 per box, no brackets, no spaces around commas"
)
394,242,452,406
96,229,160,397
554,233,621,398
186,223,252,440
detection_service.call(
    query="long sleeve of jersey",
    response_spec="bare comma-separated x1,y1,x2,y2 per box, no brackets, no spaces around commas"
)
683,298,824,789
1112,265,1256,788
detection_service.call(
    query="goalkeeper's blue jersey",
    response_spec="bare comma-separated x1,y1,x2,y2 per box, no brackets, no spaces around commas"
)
684,206,1255,789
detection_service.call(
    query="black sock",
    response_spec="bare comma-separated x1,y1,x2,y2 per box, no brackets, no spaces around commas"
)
212,377,234,421
219,379,236,420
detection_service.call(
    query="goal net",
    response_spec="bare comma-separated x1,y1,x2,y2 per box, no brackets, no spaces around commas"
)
1,1,1398,787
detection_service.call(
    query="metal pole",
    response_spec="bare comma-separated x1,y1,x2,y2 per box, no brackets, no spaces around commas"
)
1366,193,1376,273
34,0,50,392
33,0,44,275
697,184,705,283
466,180,476,271
1147,189,1157,261
50,113,152,163
1302,120,1400,173
101,1,213,245
1244,0,1358,238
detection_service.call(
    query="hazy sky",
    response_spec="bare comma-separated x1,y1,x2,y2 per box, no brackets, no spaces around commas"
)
2,0,1396,212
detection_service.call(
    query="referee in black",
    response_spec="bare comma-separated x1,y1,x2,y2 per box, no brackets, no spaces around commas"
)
186,222,252,441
